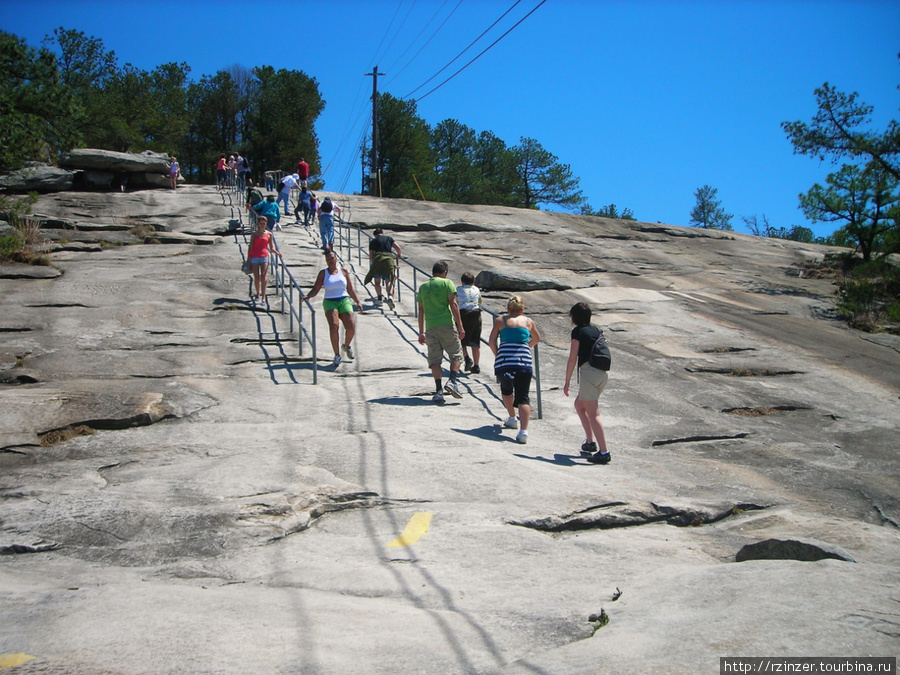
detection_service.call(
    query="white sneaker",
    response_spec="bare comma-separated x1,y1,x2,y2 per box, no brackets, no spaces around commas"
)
386,297,395,311
332,354,341,367
432,391,445,404
503,416,518,429
444,380,462,399
516,430,528,444
342,344,354,360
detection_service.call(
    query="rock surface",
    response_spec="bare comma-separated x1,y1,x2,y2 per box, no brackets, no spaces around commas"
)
0,187,898,673
0,164,75,193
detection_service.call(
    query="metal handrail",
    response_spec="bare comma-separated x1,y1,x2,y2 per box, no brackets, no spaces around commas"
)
330,214,543,419
231,185,319,385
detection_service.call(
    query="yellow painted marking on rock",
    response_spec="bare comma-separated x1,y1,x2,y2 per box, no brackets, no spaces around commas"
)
386,512,433,547
0,654,36,669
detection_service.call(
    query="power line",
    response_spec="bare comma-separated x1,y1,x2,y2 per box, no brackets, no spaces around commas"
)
403,0,523,100
414,0,546,103
386,0,463,86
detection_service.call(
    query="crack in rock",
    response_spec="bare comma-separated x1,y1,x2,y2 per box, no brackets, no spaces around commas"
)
237,490,391,542
651,433,749,446
721,405,812,416
510,501,769,532
685,366,803,376
735,538,856,563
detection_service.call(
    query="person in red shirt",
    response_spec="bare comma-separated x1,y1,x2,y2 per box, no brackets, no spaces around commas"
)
296,158,309,188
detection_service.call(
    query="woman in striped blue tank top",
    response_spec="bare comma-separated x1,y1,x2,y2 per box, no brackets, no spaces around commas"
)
489,296,541,444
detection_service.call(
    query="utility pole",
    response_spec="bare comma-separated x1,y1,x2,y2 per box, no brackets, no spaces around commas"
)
365,66,382,196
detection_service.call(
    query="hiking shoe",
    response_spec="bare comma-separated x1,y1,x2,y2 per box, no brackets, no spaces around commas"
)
503,416,519,429
386,297,395,311
470,364,480,374
464,357,473,371
580,441,598,457
444,380,462,399
342,344,354,360
332,354,341,367
432,391,445,404
516,430,528,444
588,452,611,465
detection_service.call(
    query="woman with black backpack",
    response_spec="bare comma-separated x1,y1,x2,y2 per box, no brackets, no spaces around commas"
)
563,302,611,464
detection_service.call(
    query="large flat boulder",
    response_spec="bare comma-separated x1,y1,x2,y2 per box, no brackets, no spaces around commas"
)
0,164,74,193
59,149,170,174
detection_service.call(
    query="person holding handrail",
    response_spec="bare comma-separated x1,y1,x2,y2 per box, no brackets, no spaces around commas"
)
317,196,341,250
489,295,541,444
247,215,282,305
364,228,401,309
300,249,364,367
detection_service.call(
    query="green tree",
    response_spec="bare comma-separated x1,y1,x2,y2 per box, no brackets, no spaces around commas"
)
799,162,900,261
582,203,635,220
245,66,323,177
690,185,733,230
41,27,117,146
783,77,900,182
470,131,518,206
511,137,584,210
184,71,241,182
431,118,477,203
0,31,77,170
374,93,433,199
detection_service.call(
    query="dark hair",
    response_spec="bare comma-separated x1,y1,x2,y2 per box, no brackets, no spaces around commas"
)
569,302,592,326
461,272,475,285
374,228,384,236
432,260,448,277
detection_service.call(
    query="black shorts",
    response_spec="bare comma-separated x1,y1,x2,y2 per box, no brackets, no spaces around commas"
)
497,369,532,407
459,308,482,347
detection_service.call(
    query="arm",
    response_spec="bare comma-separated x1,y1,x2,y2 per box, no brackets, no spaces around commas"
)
301,270,326,301
449,293,465,340
343,269,364,313
267,234,283,258
563,339,580,397
417,301,426,344
528,318,541,348
392,242,402,257
488,315,503,357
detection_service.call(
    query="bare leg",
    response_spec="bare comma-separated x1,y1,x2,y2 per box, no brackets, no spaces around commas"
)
502,394,516,420
374,278,382,299
339,311,355,348
325,309,341,356
259,262,269,300
519,403,531,431
574,399,608,453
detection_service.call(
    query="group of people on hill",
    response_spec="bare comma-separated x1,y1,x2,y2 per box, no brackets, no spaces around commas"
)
216,154,250,192
295,242,611,463
242,174,612,462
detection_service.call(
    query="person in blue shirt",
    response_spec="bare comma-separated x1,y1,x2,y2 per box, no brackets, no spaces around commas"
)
252,194,282,231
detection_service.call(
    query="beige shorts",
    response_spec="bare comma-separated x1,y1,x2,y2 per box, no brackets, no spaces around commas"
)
577,363,609,402
425,324,463,367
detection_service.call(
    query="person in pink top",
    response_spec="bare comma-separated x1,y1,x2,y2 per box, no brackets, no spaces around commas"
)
247,216,283,304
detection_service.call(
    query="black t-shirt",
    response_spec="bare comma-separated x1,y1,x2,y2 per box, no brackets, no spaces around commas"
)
369,235,395,254
571,324,601,366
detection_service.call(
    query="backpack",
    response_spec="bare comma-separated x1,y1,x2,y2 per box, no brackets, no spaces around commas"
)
320,198,333,213
588,328,612,371
278,179,286,192
248,188,263,206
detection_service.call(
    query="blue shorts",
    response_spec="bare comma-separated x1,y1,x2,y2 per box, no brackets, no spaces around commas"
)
249,257,268,264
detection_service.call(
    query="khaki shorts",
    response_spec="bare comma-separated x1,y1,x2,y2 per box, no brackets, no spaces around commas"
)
425,324,463,367
577,363,609,402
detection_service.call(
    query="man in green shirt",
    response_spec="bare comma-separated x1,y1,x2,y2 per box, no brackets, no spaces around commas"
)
417,261,466,404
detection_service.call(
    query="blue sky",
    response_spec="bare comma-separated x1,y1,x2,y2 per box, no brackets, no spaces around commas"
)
2,0,898,237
